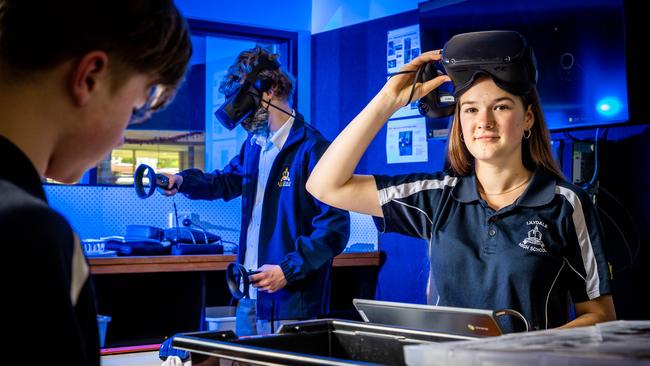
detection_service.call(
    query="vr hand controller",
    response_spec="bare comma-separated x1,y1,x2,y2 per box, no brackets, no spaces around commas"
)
226,262,260,300
390,58,455,119
416,62,456,119
134,164,178,199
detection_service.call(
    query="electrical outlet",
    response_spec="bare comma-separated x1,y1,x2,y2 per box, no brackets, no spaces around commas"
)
572,142,595,185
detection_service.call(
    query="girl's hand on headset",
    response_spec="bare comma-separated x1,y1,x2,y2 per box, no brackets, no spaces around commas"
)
380,49,451,109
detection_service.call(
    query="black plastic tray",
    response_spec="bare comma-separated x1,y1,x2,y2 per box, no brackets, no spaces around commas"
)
173,318,474,366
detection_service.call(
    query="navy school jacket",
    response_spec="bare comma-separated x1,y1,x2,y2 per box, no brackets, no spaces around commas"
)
178,116,350,320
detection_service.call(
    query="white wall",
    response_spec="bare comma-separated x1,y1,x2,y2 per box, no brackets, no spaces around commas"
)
176,0,312,31
175,0,423,117
175,0,313,121
311,0,422,34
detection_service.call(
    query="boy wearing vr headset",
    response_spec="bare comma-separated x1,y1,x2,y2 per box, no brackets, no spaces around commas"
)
307,31,615,332
162,47,350,336
0,0,191,363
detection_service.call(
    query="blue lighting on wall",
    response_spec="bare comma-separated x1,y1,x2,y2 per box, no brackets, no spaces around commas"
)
596,97,623,117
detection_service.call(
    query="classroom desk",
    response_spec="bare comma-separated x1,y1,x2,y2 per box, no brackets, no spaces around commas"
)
88,251,381,274
88,251,381,347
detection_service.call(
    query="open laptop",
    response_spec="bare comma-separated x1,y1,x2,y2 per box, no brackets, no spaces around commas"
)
353,299,504,338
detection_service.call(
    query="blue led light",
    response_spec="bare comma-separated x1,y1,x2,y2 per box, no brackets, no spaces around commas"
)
596,97,623,117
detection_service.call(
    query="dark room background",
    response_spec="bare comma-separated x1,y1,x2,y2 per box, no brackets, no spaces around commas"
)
311,3,650,320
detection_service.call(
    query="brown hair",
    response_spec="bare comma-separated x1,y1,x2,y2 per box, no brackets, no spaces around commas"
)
219,46,295,102
447,87,564,180
0,0,192,108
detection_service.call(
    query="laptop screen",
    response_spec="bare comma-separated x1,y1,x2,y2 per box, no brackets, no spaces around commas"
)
353,299,503,338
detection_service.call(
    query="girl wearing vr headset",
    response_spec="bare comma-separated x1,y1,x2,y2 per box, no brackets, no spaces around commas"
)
307,31,615,332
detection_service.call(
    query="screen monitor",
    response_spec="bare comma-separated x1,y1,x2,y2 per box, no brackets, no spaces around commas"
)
419,0,628,131
353,299,503,338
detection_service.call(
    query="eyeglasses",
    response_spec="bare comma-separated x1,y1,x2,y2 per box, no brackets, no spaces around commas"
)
129,84,171,125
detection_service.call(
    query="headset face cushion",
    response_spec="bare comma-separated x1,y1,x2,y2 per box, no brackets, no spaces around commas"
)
442,30,537,97
215,52,280,130
214,81,261,130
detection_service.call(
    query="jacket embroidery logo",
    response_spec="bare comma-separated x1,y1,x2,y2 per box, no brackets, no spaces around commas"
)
518,220,548,253
278,167,292,187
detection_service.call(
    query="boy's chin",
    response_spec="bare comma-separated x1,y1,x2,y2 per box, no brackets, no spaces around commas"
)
45,165,86,185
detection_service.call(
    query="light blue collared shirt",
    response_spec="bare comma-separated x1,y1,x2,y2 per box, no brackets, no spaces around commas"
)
244,113,295,299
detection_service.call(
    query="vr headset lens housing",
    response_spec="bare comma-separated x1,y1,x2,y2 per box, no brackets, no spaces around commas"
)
442,30,538,97
214,81,261,130
215,52,280,130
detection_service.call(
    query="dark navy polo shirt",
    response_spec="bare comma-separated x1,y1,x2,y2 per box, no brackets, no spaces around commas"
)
374,167,611,333
0,135,100,365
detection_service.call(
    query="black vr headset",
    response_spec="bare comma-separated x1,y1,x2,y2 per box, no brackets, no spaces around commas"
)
417,30,538,119
214,52,281,130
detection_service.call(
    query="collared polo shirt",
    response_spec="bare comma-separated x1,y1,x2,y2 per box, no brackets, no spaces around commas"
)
374,167,611,333
0,135,100,365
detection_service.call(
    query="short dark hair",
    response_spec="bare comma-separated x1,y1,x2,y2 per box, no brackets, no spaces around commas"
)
0,0,192,106
219,46,294,102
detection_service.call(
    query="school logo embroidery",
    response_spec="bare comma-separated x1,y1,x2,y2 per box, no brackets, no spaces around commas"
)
518,220,548,253
278,167,292,188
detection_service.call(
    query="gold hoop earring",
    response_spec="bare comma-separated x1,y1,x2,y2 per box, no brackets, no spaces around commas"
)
523,129,531,139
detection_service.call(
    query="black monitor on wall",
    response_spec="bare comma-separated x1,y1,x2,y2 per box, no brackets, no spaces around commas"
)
418,0,631,131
